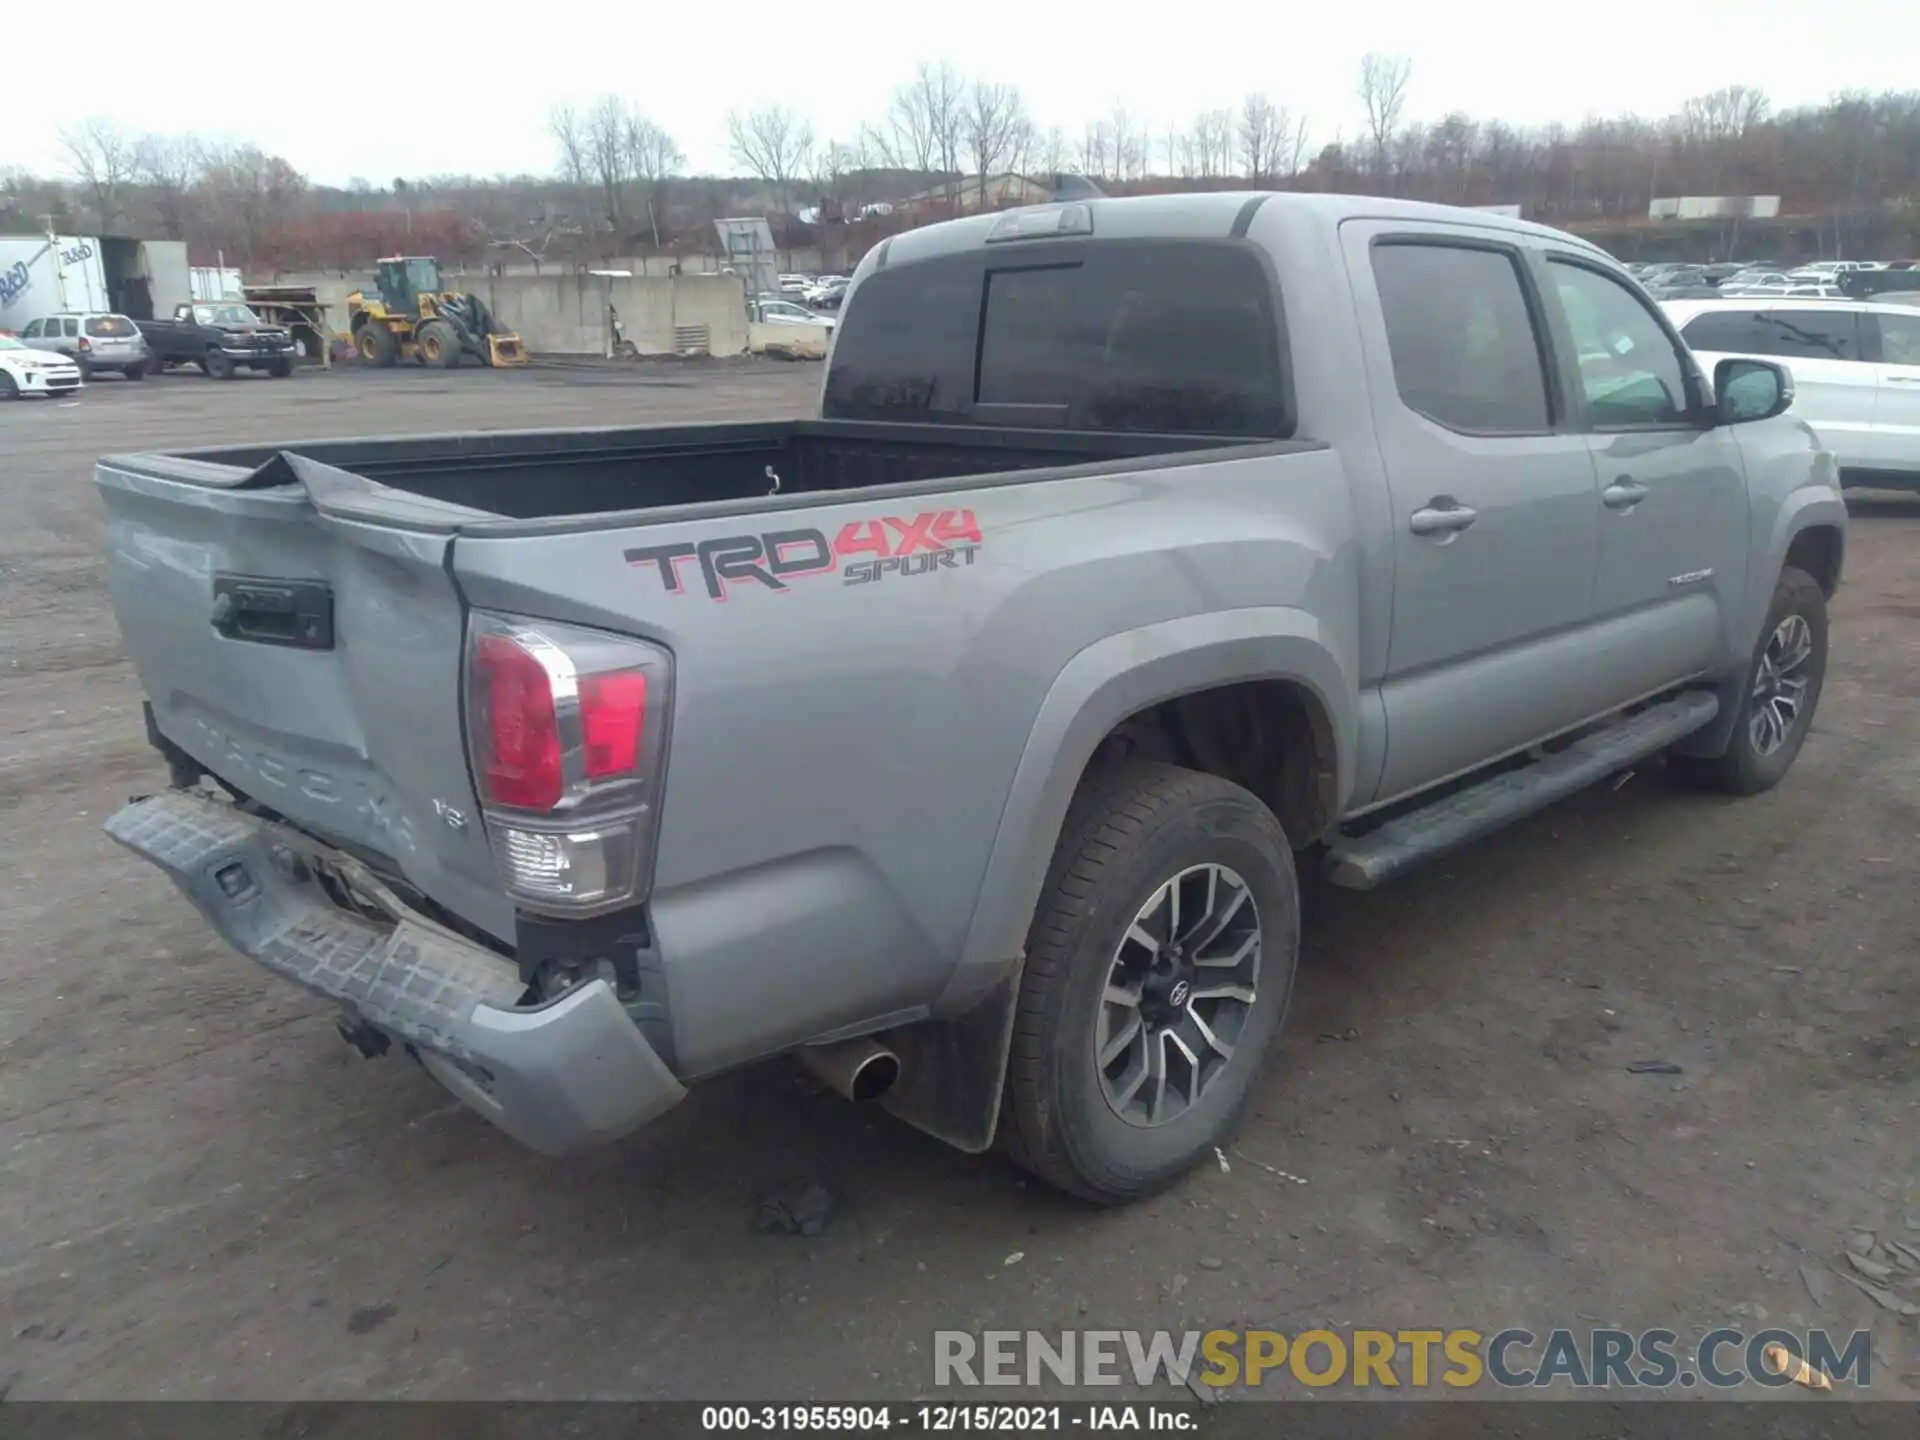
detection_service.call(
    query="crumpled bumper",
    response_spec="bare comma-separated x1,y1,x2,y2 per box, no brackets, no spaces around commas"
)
105,790,686,1155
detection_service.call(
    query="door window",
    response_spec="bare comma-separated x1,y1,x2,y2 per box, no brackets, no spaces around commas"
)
62,318,79,337
1753,309,1862,361
1679,310,1770,354
1370,241,1552,434
1549,259,1693,427
1873,310,1920,365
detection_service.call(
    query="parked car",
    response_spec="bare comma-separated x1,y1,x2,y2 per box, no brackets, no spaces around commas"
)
0,333,84,399
16,311,152,380
776,273,813,295
137,302,296,380
96,193,1844,1203
1666,295,1920,490
803,276,849,307
753,298,835,331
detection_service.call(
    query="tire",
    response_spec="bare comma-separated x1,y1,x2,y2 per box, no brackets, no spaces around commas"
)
1674,567,1828,795
0,371,17,400
1000,761,1300,1204
125,363,148,381
356,323,399,368
267,358,293,379
204,350,235,380
77,359,93,382
417,319,461,370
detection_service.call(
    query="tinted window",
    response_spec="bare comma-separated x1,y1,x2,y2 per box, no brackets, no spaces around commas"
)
1549,260,1692,427
86,315,138,337
1371,242,1550,433
1681,310,1770,353
825,243,1288,437
1876,311,1920,365
1738,309,1861,361
20,320,40,338
62,318,80,337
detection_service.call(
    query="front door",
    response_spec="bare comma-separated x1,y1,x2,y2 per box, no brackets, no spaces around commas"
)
1867,307,1920,475
1341,222,1606,801
1539,255,1751,690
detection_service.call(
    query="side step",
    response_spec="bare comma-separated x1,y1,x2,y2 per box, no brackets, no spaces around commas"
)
1324,691,1720,890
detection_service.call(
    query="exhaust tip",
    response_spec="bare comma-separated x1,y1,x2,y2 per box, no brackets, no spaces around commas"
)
848,1050,900,1102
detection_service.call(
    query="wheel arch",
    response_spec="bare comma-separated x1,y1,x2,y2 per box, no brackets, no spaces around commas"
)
949,607,1354,1010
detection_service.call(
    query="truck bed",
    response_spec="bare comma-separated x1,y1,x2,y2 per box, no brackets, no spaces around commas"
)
120,419,1257,521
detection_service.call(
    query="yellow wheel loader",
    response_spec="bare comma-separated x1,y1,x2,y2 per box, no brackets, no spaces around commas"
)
347,257,528,370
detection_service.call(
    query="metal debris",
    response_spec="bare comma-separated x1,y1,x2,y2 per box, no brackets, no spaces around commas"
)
1847,1251,1894,1283
1839,1273,1920,1316
1627,1060,1684,1075
1799,1264,1830,1310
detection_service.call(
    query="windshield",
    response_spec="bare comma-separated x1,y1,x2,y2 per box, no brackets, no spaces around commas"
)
194,304,260,326
0,336,23,351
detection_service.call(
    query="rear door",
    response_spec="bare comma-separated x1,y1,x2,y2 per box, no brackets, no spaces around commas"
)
95,454,512,939
1865,307,1920,474
1340,222,1607,800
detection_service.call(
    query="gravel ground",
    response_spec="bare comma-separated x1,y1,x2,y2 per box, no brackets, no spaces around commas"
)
1,363,1916,1402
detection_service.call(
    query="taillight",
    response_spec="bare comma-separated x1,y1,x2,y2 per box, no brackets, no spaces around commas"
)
464,613,672,916
78,337,92,353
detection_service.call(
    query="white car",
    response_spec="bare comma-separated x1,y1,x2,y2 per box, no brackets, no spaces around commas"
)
0,334,85,399
754,299,835,331
1664,296,1920,489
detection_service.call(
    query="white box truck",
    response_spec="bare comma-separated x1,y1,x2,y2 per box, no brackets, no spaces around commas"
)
0,236,111,331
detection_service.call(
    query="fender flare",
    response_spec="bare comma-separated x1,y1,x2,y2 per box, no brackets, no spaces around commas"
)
944,605,1356,1010
1676,484,1847,760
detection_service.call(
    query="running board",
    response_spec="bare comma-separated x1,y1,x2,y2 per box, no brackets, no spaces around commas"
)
1324,691,1720,891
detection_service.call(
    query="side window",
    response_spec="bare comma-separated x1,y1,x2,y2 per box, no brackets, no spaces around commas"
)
63,318,80,337
1754,309,1862,362
1871,311,1920,366
1680,310,1768,355
1548,259,1692,427
1370,242,1551,434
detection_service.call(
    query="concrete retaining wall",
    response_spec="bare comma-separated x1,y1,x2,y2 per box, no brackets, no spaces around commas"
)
273,270,751,357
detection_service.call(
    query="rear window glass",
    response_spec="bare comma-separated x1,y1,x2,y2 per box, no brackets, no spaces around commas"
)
85,315,138,337
824,243,1289,437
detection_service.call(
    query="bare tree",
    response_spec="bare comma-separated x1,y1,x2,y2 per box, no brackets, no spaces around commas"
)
136,134,202,238
1241,94,1308,185
549,104,591,222
727,104,816,219
625,113,683,249
1357,53,1414,178
1080,121,1111,180
1109,105,1146,183
966,82,1030,207
59,118,138,231
867,61,965,206
585,95,636,233
1037,126,1068,181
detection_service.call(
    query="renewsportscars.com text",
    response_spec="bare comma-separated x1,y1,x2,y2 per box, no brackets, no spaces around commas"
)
934,1327,1874,1390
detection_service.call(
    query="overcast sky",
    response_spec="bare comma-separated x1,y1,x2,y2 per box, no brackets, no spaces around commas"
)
8,1,1918,186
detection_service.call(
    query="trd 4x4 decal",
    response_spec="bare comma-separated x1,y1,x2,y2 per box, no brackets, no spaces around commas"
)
627,509,983,601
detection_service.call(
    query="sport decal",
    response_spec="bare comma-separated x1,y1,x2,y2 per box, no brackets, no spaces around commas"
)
626,509,983,601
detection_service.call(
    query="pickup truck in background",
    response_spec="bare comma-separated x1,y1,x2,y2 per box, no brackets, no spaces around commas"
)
97,194,1846,1203
137,301,296,379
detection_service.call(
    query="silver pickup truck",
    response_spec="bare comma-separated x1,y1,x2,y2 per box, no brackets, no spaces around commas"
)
99,194,1846,1203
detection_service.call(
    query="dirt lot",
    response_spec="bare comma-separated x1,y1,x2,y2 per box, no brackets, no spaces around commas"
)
1,363,1916,1402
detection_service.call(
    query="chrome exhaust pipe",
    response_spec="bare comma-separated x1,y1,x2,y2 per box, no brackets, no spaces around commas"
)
795,1036,901,1103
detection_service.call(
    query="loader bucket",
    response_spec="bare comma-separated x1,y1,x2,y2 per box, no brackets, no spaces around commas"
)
487,334,529,367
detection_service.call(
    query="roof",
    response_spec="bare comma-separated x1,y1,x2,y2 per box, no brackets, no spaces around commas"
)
873,191,1608,270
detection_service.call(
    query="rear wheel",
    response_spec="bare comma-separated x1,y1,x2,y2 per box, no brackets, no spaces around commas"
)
204,350,235,380
356,322,399,368
1000,761,1300,1204
125,363,148,381
1673,567,1828,795
417,319,461,370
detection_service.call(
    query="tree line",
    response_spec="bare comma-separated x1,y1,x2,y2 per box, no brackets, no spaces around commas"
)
7,57,1920,274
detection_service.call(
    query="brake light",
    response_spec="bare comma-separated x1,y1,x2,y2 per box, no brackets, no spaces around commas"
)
77,337,91,352
580,669,647,778
473,632,562,809
463,613,672,916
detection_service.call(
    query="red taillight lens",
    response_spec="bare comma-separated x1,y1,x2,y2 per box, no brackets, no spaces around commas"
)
474,632,562,810
78,337,92,352
580,669,647,778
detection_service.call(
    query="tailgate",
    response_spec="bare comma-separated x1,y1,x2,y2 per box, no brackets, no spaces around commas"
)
97,452,513,941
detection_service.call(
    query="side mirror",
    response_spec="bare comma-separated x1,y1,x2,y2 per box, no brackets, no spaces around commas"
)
1714,357,1794,424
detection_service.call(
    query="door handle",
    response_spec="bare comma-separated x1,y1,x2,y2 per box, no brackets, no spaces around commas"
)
1409,501,1479,537
1602,478,1650,509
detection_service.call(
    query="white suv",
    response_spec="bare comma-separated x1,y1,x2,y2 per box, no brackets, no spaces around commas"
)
1664,297,1920,491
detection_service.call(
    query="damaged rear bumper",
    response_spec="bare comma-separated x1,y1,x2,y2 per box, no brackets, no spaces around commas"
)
105,790,686,1155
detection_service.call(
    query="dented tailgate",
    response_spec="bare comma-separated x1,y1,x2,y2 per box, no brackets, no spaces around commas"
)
96,451,515,942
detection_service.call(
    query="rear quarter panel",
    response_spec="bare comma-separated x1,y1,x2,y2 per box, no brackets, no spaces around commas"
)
452,448,1361,1076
